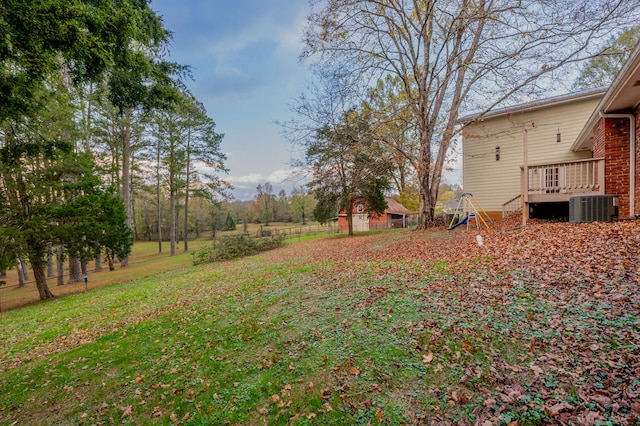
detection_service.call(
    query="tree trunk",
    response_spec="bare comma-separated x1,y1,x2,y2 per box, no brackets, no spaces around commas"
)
0,270,6,278
68,257,82,283
184,124,191,253
47,244,55,277
417,180,436,229
20,257,29,281
170,189,176,256
81,260,88,277
176,208,181,246
94,250,102,272
416,132,436,229
156,136,163,253
131,187,138,241
57,245,64,286
130,155,138,241
16,259,25,288
184,188,189,252
121,113,132,267
346,200,354,236
32,262,54,300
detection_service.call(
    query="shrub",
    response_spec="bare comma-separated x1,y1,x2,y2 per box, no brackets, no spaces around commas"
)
192,234,284,265
222,212,236,231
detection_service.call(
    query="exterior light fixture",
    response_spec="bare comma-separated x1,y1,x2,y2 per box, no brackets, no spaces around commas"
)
495,145,500,161
556,128,561,143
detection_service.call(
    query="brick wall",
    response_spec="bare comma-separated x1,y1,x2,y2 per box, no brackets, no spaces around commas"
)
593,120,605,158
593,117,631,217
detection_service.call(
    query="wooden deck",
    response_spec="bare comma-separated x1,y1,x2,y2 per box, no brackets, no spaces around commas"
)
524,158,604,203
504,158,605,217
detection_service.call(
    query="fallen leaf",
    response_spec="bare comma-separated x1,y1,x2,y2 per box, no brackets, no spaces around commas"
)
545,402,573,416
322,402,334,412
591,395,612,406
120,405,132,418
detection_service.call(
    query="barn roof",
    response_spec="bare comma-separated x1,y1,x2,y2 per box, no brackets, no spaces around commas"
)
337,197,417,216
384,197,417,215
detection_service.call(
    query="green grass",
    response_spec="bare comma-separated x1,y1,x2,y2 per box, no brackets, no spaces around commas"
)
0,229,637,425
0,222,336,312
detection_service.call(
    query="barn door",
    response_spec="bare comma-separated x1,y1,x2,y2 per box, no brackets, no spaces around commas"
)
352,214,369,232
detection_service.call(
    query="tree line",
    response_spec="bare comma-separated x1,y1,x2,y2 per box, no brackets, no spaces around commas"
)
0,1,227,300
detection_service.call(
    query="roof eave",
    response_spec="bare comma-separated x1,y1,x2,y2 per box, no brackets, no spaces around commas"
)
457,88,606,125
571,41,640,152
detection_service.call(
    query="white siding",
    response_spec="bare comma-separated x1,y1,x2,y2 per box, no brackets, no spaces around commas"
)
462,97,601,213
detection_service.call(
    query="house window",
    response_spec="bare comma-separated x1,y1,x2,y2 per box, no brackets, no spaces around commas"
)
356,203,365,213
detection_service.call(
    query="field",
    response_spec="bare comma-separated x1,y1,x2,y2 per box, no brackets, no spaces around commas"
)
0,220,639,425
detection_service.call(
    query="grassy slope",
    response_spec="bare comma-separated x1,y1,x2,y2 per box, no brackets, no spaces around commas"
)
0,222,332,311
0,225,638,425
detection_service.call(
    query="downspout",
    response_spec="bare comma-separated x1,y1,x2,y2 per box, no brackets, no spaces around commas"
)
599,112,636,216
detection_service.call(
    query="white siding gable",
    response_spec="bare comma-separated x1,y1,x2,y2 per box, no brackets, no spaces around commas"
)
462,97,601,213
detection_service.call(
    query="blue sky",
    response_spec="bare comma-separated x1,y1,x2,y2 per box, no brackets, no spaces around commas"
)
151,0,312,200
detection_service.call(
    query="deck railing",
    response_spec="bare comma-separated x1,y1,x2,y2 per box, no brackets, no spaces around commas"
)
501,194,522,218
523,158,605,202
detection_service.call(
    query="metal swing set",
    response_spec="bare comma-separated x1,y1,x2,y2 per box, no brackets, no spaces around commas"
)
447,193,493,230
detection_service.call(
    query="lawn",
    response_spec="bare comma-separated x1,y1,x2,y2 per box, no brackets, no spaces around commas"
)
0,221,638,425
0,222,334,312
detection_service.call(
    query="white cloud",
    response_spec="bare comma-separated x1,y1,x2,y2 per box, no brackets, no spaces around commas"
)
273,9,307,55
227,173,265,187
227,167,306,188
226,167,310,200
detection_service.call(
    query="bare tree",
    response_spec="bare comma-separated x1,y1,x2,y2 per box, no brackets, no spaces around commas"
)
255,182,276,226
303,0,639,227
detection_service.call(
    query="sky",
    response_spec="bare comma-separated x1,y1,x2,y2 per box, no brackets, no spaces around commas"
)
151,0,312,201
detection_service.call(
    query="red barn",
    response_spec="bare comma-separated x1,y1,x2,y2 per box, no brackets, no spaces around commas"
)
337,197,417,232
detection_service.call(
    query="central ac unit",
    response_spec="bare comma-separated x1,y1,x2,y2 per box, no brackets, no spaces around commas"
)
569,195,618,223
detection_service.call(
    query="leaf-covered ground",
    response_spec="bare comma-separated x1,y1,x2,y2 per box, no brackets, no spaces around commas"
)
0,219,638,425
293,219,640,425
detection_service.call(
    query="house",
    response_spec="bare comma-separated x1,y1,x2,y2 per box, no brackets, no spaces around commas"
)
337,197,417,232
459,40,640,221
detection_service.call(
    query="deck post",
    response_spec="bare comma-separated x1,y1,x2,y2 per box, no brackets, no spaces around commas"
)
597,159,605,195
522,128,529,227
